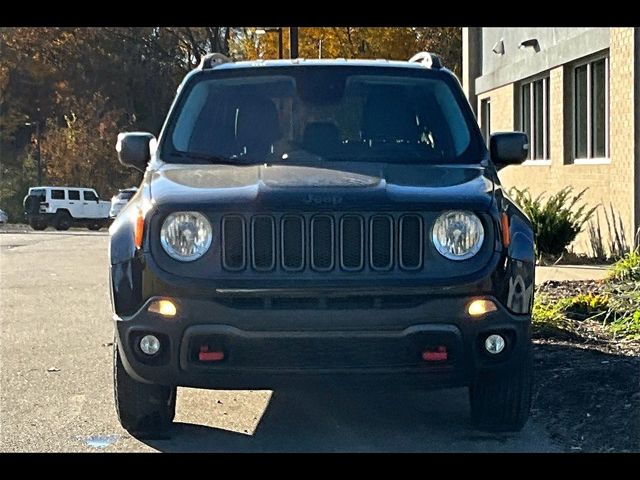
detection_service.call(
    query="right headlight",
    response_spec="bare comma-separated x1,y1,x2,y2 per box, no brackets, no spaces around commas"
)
432,210,484,261
160,211,212,262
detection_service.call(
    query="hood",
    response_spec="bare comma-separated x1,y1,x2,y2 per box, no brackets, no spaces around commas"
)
149,161,495,211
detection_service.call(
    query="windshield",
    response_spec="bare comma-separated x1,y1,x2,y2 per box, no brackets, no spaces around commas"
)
163,66,484,165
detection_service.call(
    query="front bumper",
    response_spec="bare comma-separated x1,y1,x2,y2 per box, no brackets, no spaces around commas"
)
114,293,531,390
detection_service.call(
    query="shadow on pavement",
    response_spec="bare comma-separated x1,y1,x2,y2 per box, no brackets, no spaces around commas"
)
141,387,554,453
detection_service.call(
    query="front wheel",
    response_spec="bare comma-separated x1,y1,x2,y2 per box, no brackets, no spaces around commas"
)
469,346,533,432
113,342,176,438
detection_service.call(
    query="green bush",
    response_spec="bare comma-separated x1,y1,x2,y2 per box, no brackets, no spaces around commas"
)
509,186,598,257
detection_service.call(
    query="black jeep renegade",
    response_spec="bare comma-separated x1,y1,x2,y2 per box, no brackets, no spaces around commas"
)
110,53,534,437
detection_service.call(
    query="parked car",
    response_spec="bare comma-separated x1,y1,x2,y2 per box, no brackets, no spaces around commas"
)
109,188,138,219
0,208,8,225
23,186,111,231
110,53,534,437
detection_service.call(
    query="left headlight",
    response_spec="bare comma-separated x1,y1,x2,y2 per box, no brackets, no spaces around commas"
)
160,211,213,262
432,210,484,261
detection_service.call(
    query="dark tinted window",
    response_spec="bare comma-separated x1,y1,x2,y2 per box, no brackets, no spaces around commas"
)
30,189,46,200
521,84,531,160
51,189,65,200
68,190,80,200
480,98,490,145
118,191,136,200
591,58,607,158
165,66,482,165
83,190,98,201
520,77,549,160
574,65,588,159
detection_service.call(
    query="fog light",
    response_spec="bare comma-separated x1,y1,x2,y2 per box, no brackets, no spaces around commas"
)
484,334,505,354
148,299,177,317
140,334,161,355
468,299,497,317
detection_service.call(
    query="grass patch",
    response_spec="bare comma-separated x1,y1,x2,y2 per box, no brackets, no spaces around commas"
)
532,295,581,341
534,257,640,342
556,293,609,320
607,249,640,282
608,311,640,341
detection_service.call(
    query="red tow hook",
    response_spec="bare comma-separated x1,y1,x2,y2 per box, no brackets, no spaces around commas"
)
199,346,225,362
422,346,448,362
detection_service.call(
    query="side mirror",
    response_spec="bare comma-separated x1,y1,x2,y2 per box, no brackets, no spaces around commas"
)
490,132,529,169
116,132,155,172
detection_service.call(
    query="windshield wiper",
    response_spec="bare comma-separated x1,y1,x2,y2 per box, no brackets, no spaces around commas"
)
169,151,263,165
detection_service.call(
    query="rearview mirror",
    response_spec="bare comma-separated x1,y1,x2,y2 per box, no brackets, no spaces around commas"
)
490,132,529,169
116,132,156,172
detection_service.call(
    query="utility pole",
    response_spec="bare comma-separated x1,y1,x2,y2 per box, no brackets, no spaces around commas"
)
25,121,42,185
289,27,299,59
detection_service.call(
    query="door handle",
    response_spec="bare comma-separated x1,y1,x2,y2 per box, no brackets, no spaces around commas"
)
69,202,75,204
83,202,89,205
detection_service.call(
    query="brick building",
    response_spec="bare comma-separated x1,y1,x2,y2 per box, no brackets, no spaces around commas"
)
463,27,640,255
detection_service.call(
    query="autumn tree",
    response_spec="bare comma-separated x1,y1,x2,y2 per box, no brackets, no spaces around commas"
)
0,26,461,222
239,27,462,77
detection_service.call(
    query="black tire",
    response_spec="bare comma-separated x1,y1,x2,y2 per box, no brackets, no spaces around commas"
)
29,219,47,231
113,342,176,438
87,222,102,231
54,211,72,231
469,346,533,432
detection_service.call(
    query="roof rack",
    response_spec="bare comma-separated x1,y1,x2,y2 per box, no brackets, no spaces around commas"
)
408,52,443,69
199,53,233,70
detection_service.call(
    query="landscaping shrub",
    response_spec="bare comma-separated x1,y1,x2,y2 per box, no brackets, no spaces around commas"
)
509,187,598,257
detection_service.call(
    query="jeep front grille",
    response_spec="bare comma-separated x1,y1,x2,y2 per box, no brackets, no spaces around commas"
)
221,213,424,273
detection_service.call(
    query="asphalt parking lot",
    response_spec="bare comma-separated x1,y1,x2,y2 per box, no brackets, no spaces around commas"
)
0,229,559,452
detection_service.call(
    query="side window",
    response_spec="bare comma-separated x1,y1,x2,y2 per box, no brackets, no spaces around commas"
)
83,190,98,201
68,190,80,200
51,189,65,200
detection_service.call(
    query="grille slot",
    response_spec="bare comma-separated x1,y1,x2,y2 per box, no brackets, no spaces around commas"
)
311,215,335,271
399,214,423,270
370,215,393,270
222,216,246,270
281,215,305,271
221,213,427,273
251,216,276,271
340,215,364,271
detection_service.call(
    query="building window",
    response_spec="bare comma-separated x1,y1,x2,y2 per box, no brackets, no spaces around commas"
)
573,55,609,160
519,76,549,160
480,98,491,144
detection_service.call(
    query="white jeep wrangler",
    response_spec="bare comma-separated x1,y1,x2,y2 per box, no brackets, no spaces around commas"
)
23,186,111,231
